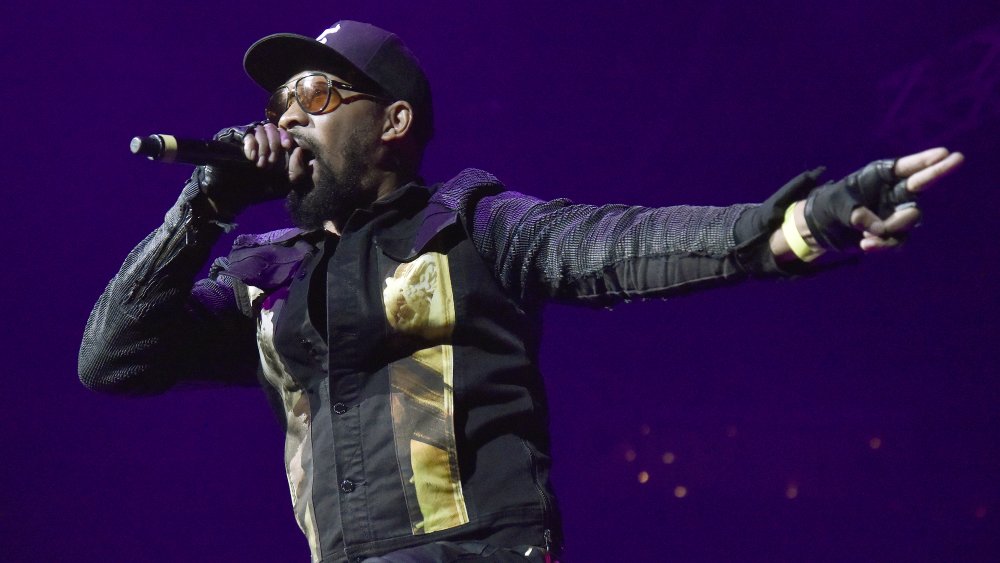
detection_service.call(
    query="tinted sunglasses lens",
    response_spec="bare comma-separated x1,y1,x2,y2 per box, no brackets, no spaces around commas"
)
266,88,290,124
296,75,336,114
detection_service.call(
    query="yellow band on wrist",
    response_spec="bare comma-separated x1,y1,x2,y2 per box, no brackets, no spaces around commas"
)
782,204,823,262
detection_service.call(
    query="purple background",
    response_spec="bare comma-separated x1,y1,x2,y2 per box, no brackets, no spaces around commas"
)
4,1,999,561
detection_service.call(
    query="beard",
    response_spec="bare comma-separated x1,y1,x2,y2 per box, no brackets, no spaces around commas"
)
285,128,375,231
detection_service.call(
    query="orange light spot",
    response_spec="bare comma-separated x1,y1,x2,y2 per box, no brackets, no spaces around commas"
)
625,449,637,462
674,485,688,498
662,452,676,464
638,471,650,484
785,483,799,499
869,437,882,450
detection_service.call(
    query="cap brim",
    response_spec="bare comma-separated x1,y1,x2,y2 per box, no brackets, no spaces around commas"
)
243,33,369,92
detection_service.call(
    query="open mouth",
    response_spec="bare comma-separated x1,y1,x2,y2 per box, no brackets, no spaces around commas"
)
287,133,317,169
301,147,316,167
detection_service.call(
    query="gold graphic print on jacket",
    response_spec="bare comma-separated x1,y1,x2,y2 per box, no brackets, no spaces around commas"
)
250,287,321,559
383,252,469,534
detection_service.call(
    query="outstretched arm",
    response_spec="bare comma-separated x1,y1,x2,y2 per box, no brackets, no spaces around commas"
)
470,189,763,305
471,147,965,305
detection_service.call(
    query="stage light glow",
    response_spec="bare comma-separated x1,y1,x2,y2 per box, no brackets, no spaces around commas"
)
785,483,799,499
674,485,687,498
625,449,637,462
662,452,675,464
869,437,882,450
638,471,650,484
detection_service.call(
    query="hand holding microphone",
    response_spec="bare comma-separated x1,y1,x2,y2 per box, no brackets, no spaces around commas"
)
133,122,296,220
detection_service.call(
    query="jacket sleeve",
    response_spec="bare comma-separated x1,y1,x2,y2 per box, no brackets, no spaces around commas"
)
78,181,260,395
469,189,786,305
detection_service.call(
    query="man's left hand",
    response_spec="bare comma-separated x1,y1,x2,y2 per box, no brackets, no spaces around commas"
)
802,147,965,254
852,147,964,252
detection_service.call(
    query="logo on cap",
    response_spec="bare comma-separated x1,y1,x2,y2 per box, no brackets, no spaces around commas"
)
316,23,341,44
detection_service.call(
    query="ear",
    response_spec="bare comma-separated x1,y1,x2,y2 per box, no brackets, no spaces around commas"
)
381,101,414,143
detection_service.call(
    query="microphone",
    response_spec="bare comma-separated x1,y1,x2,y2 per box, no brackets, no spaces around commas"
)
130,134,250,166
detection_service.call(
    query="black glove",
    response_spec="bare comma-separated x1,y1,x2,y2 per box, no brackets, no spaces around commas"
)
191,123,291,220
733,167,826,245
804,159,916,252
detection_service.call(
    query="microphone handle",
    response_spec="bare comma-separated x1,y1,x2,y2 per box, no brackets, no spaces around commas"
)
130,134,249,166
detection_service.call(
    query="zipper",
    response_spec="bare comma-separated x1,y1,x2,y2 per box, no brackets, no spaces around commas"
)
127,212,195,303
520,438,551,513
520,438,557,559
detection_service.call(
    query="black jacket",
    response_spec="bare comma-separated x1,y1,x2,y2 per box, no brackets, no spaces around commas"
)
80,168,788,562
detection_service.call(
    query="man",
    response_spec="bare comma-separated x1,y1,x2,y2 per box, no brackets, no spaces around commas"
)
79,20,963,563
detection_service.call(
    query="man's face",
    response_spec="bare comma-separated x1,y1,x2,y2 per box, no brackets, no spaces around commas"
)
277,70,384,231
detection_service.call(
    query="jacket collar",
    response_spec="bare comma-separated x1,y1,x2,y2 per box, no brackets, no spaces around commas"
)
368,181,461,262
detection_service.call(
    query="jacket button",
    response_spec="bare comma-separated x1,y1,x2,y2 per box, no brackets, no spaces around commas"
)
333,402,348,415
340,479,355,493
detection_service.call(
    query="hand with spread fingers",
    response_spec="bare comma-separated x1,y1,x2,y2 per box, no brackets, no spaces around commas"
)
854,148,964,252
772,147,965,262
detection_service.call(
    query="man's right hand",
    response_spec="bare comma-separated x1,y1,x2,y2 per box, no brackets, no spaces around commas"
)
194,122,296,220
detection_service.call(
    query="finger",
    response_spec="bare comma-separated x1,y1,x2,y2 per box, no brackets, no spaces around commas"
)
262,124,283,165
288,146,310,185
254,126,270,167
279,127,295,150
243,132,258,161
860,234,902,253
850,206,886,236
905,151,964,194
895,147,949,177
881,205,922,234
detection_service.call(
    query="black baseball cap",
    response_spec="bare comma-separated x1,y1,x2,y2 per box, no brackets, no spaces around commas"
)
244,21,433,140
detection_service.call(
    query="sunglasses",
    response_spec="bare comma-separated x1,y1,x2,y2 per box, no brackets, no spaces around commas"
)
265,73,385,125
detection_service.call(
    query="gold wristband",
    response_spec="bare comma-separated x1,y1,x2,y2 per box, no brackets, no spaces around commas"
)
782,204,823,262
